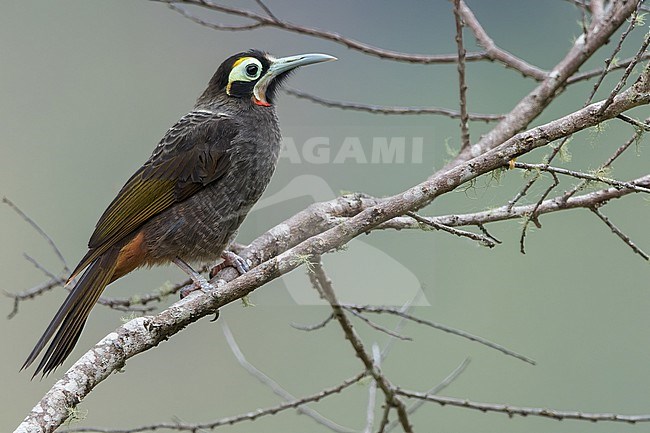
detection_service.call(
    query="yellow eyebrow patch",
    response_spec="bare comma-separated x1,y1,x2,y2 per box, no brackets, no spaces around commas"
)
232,57,251,68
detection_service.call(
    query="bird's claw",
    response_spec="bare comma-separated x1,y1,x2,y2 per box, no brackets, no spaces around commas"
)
179,273,212,299
210,250,251,278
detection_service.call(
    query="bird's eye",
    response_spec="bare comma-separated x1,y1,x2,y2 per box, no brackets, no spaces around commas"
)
226,57,263,95
246,64,259,77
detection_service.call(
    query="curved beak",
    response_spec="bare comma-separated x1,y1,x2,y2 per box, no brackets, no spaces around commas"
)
253,53,337,106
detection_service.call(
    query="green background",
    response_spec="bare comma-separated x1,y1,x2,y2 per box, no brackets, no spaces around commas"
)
1,1,649,432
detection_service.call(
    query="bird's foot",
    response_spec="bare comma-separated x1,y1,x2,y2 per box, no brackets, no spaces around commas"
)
210,250,250,279
174,257,213,298
179,274,212,298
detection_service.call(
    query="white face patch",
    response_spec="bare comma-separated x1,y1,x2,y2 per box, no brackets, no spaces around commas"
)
226,57,263,95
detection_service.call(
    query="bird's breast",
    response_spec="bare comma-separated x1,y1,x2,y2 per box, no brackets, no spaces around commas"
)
142,125,281,264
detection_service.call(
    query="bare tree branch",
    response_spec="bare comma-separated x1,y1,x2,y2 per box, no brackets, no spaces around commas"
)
563,120,647,201
586,5,642,105
63,372,366,433
457,0,548,80
449,0,641,168
159,0,490,64
4,261,171,316
309,258,413,433
590,0,605,22
221,322,355,433
374,174,649,234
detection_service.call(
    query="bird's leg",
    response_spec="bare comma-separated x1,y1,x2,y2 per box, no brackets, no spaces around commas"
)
174,257,212,298
209,250,250,279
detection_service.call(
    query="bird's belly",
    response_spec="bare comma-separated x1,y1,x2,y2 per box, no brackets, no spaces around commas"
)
141,168,271,265
143,187,251,264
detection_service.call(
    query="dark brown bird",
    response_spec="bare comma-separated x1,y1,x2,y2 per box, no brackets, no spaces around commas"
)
22,50,336,377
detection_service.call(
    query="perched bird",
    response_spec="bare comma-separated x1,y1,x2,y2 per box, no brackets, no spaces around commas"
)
22,50,336,377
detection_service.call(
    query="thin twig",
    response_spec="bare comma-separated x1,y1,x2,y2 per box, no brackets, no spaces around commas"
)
585,6,640,105
414,174,650,229
407,211,496,247
453,0,471,149
396,388,650,423
507,136,570,211
617,113,650,131
5,270,154,315
64,372,367,433
514,28,650,243
346,309,413,342
380,291,421,361
563,122,647,201
457,0,548,80
161,0,490,64
448,0,641,167
363,344,381,433
290,313,334,331
23,253,60,281
513,162,650,193
407,357,471,414
167,3,263,30
590,207,649,260
4,276,66,319
598,28,650,114
567,54,650,84
476,223,502,244
310,259,414,433
345,304,535,365
376,403,392,433
285,88,503,121
3,197,69,272
386,358,470,432
253,0,278,21
519,172,560,254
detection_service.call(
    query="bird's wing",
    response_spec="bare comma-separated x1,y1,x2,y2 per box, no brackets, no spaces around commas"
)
68,110,238,281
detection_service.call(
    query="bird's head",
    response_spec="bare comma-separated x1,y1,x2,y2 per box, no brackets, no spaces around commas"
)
199,50,336,107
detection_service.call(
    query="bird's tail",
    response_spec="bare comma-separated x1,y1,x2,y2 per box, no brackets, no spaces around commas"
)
22,246,121,378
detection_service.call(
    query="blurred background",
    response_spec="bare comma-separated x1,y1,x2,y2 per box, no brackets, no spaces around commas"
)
1,1,649,432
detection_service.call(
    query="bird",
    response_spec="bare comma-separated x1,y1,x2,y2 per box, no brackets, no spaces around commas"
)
22,50,336,377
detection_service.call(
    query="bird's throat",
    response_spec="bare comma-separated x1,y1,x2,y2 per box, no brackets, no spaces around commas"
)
253,96,271,107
